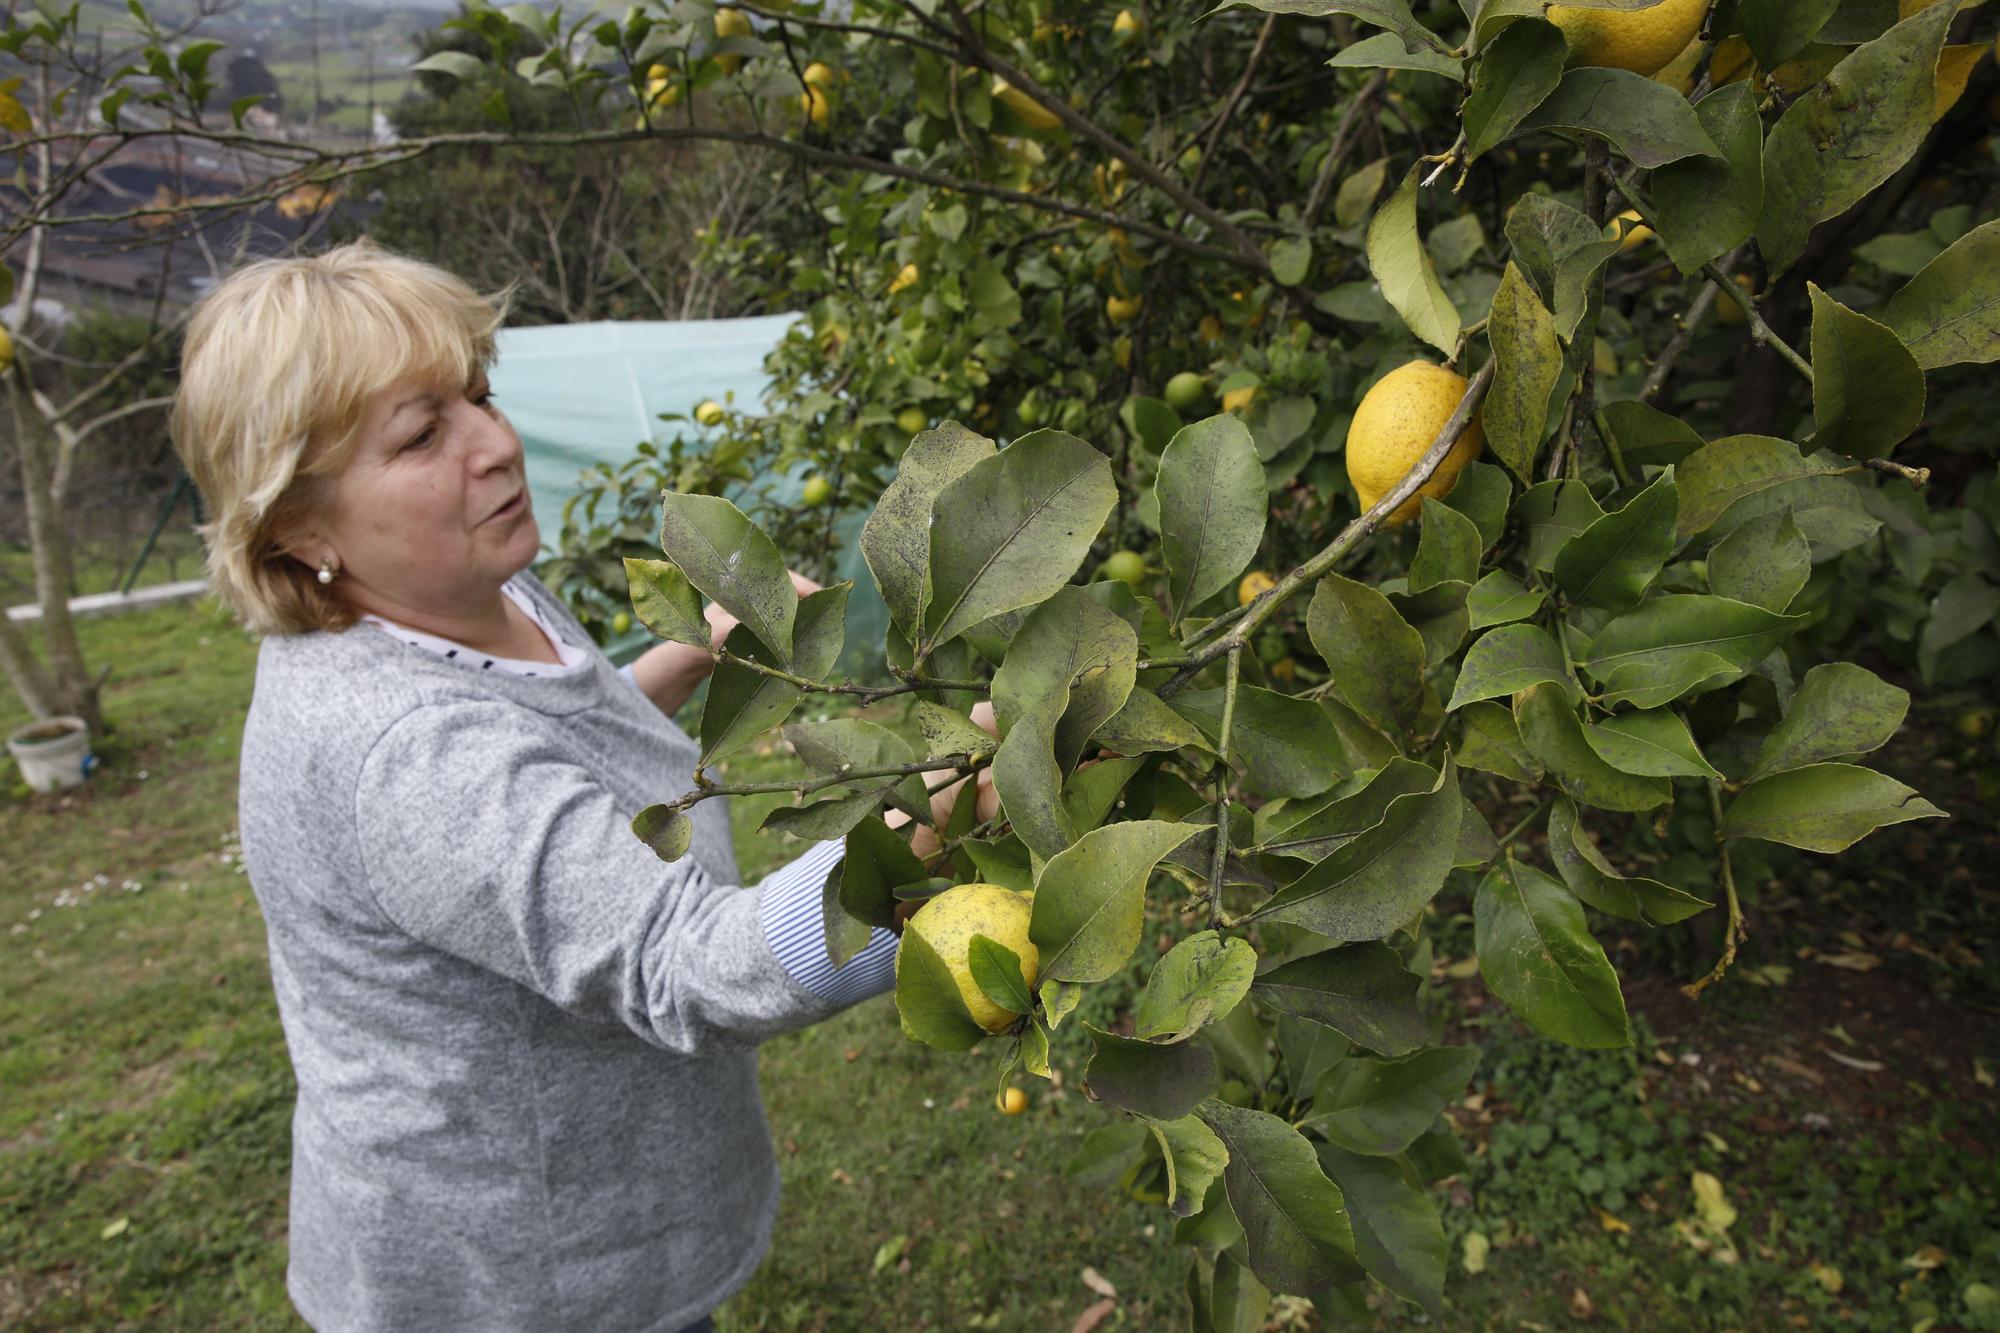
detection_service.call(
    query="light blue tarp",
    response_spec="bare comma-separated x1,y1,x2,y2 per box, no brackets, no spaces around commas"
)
492,316,886,678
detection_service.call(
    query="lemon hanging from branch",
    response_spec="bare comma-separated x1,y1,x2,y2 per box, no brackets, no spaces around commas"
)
1547,0,1709,77
1345,361,1485,525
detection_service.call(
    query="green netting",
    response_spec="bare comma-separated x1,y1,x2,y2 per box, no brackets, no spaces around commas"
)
494,316,888,679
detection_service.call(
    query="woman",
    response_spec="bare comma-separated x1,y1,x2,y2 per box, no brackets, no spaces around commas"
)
169,237,983,1332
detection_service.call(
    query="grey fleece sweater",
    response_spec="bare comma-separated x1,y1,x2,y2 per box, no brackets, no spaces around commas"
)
237,569,895,1332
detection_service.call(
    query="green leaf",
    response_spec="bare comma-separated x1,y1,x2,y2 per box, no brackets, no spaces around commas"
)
1249,943,1427,1057
1708,511,1811,612
1475,858,1632,1049
1447,624,1574,711
1170,687,1349,800
1675,434,1846,539
1028,821,1199,983
658,493,796,662
1211,0,1449,55
759,789,886,842
1250,760,1463,942
1201,1000,1274,1085
1738,0,1842,68
1095,688,1214,757
1041,977,1084,1029
1880,219,2000,369
1365,166,1461,357
698,586,849,767
1442,461,1514,550
623,557,709,649
1467,570,1546,629
1325,31,1465,80
1583,708,1722,780
1651,83,1765,275
861,421,996,638
1453,700,1542,783
1462,18,1567,161
1757,1,1958,277
835,815,927,943
1411,499,1484,593
1258,758,1437,862
1196,1102,1365,1296
1270,236,1314,287
1277,1015,1351,1096
1721,763,1945,852
1084,1025,1221,1120
1600,400,1705,468
1304,1047,1480,1156
1746,662,1911,782
962,834,1035,893
1135,931,1259,1041
1483,262,1563,485
894,922,989,1051
410,50,487,81
914,701,999,760
631,804,692,862
1308,574,1428,744
968,934,1035,1019
921,430,1116,659
991,588,1138,859
1504,195,1622,344
1158,414,1269,624
1516,67,1720,168
1517,479,1606,572
1147,1115,1231,1218
1547,798,1710,925
1315,1145,1446,1315
1514,682,1671,812
1554,470,1680,612
1919,573,2000,665
1809,283,1927,459
1580,594,1804,708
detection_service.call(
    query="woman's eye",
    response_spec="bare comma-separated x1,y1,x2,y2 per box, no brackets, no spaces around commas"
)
403,428,435,453
474,390,498,409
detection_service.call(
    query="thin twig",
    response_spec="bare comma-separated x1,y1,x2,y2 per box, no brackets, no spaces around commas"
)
678,752,989,811
1863,458,1931,487
1190,14,1277,201
1683,781,1746,999
717,650,987,702
1302,70,1387,230
1206,645,1243,930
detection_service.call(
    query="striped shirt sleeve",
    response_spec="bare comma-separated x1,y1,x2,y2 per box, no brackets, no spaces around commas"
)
755,839,899,1005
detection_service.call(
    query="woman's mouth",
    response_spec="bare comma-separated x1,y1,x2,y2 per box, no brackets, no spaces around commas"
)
486,490,526,523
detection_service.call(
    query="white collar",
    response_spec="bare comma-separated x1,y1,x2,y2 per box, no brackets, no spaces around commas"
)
360,582,592,678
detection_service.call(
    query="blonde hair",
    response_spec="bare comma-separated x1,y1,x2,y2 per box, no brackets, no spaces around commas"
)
169,237,520,636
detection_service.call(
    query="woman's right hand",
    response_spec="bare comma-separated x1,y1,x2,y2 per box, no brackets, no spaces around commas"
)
704,569,823,650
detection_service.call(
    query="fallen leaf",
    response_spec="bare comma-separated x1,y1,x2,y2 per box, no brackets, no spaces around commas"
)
844,1048,860,1061
1824,1024,1858,1047
1974,1058,1994,1089
1820,1047,1885,1073
1818,951,1881,972
1570,1285,1596,1320
1703,1131,1730,1155
1808,1262,1844,1294
1071,1297,1117,1333
1745,964,1792,987
872,1234,908,1274
831,1168,854,1186
1462,1230,1491,1276
1904,1244,1949,1271
100,1217,129,1240
1767,1056,1825,1086
1446,955,1481,979
1595,1207,1630,1235
1080,1266,1117,1299
1692,1172,1737,1232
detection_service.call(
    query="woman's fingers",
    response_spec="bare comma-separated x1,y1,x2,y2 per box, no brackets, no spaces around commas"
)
787,568,823,596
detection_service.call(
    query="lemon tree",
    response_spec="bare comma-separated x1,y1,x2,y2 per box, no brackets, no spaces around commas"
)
8,0,1999,1323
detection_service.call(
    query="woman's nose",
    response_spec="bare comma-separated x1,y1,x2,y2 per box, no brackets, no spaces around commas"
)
463,401,522,472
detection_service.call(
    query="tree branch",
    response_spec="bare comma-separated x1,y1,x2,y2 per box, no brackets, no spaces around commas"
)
1683,781,1747,999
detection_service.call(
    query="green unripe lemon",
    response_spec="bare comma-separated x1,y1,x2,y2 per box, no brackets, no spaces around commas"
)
801,475,833,506
896,406,929,436
1100,549,1147,587
1163,371,1207,412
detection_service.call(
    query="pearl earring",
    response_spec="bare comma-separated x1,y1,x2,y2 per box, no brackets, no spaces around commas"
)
317,559,338,586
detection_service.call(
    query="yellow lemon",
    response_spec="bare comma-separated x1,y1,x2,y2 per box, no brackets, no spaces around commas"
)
802,61,838,89
992,76,1062,132
896,406,928,435
1112,8,1142,42
901,884,1038,1034
714,8,751,73
1113,335,1133,370
1709,35,1756,86
1238,570,1277,606
0,325,12,375
1650,35,1705,94
1269,656,1297,684
799,84,832,127
694,399,725,426
1347,361,1485,525
1106,293,1143,323
1715,274,1755,327
1609,208,1654,251
888,262,919,294
1548,0,1710,76
997,1086,1029,1114
1221,384,1258,414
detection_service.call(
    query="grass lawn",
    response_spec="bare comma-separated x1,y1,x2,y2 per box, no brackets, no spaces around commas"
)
3,598,1996,1330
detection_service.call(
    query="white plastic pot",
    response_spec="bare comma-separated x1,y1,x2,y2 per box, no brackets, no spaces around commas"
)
7,715,95,793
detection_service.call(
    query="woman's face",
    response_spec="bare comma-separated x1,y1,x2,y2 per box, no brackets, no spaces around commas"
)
305,365,541,618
